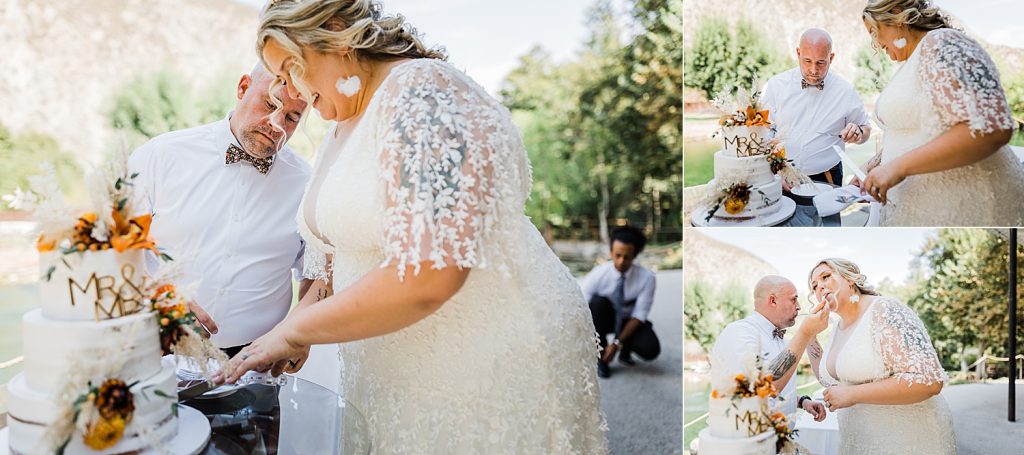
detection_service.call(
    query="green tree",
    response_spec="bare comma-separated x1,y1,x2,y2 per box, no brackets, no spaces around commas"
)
685,16,789,99
501,0,683,242
854,45,894,95
109,69,237,147
0,124,82,208
909,229,1024,378
684,280,750,355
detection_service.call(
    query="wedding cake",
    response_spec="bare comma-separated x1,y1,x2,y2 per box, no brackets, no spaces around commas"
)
3,161,218,454
696,355,798,455
6,250,180,454
695,82,800,226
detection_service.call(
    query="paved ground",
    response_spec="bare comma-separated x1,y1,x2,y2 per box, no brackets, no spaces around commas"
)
598,270,683,454
943,382,1024,454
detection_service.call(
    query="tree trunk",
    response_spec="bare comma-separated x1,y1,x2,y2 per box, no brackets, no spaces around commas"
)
959,343,968,379
597,150,610,246
977,342,988,380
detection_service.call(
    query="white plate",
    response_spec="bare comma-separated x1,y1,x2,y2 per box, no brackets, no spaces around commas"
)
691,197,796,227
0,406,210,454
790,182,833,197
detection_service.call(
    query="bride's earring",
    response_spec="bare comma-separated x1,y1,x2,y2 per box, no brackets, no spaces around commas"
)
893,36,907,49
335,75,361,97
849,286,861,303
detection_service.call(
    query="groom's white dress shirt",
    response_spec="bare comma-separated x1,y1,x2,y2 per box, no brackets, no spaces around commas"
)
128,116,311,348
711,311,798,416
760,68,869,176
580,261,657,322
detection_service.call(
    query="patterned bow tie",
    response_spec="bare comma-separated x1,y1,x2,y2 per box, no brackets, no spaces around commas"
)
772,328,787,340
225,144,273,175
801,79,825,90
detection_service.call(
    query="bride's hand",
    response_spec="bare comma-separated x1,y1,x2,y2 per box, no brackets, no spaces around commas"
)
860,162,906,205
823,385,858,411
213,324,307,384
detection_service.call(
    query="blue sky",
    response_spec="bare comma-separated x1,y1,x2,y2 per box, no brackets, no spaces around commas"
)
234,0,602,94
696,228,936,291
938,0,1024,48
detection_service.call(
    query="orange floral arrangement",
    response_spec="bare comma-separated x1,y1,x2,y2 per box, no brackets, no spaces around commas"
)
73,379,136,451
712,79,773,128
704,183,769,222
6,156,171,261
151,284,201,355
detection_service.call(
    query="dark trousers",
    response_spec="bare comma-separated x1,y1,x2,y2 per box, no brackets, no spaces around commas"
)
588,295,661,361
809,162,844,187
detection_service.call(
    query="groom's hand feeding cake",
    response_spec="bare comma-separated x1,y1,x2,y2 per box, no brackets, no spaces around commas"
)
4,159,220,454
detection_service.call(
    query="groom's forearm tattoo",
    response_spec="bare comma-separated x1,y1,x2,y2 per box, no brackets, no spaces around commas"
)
768,349,798,378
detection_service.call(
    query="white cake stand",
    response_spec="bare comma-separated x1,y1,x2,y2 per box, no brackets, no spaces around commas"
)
0,405,210,455
691,196,796,227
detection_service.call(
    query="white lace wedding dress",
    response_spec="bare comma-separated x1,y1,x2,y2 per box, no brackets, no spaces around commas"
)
297,58,608,453
875,28,1024,226
818,297,955,454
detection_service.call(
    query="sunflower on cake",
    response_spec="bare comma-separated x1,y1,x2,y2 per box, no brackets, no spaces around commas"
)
3,153,221,454
696,80,810,226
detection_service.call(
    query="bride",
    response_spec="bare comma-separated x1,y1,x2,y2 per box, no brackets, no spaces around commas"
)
806,258,955,454
854,0,1024,226
214,0,608,452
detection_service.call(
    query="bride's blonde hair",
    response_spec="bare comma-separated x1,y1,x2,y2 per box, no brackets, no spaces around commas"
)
862,0,952,52
808,258,880,297
255,0,447,121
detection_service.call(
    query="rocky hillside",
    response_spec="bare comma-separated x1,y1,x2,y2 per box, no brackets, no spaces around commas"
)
683,229,778,295
684,0,1024,86
0,0,260,162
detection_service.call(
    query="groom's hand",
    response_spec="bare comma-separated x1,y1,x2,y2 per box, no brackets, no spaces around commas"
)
187,301,218,337
802,399,827,422
798,301,830,337
840,123,864,144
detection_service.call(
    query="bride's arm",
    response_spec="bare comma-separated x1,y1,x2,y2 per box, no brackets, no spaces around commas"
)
824,376,942,410
805,338,824,381
216,264,469,383
283,264,468,346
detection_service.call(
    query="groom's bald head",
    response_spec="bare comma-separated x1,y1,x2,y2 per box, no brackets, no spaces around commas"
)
754,275,801,328
797,28,835,86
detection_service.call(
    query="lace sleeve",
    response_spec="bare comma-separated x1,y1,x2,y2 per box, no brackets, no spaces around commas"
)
871,297,948,387
301,246,330,282
918,28,1015,137
377,61,502,280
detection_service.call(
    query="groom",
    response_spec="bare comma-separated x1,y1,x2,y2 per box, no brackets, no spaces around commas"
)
761,28,872,226
711,275,829,420
129,65,314,369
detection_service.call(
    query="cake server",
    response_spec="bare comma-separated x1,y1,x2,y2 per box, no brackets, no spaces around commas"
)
178,379,216,401
831,145,866,181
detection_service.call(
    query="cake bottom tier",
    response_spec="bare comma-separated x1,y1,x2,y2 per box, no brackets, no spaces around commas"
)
698,427,776,455
705,175,784,221
6,361,178,455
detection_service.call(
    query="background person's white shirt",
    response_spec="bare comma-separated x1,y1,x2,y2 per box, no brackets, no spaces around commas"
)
710,311,798,416
129,117,311,348
580,261,657,322
761,68,870,176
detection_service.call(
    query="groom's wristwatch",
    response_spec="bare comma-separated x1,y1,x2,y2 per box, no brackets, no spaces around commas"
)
798,395,811,408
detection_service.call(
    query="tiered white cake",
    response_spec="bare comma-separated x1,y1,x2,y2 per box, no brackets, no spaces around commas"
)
698,395,776,455
6,250,179,454
705,124,784,221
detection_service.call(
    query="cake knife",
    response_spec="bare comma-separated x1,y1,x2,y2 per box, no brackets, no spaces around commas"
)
177,379,216,401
